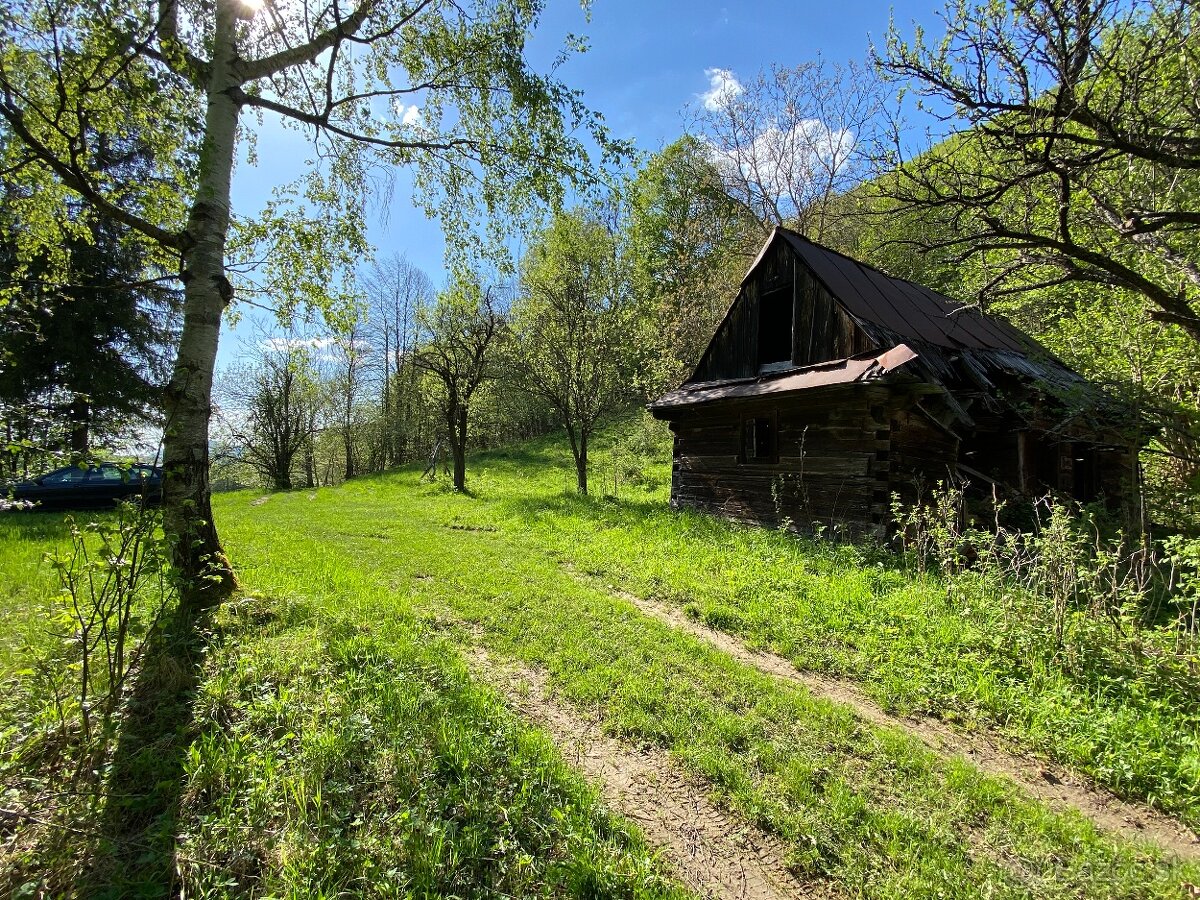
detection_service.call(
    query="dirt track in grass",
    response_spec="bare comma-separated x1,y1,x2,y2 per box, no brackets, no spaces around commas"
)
584,576,1200,863
469,648,837,900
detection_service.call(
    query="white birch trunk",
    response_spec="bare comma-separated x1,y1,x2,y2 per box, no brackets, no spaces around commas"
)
163,0,242,609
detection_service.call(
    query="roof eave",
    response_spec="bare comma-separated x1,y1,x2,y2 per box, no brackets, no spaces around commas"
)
650,344,919,415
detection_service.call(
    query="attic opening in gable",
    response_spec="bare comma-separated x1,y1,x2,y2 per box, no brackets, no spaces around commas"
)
756,249,794,371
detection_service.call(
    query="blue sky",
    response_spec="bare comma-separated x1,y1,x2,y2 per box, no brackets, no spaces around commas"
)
222,0,947,362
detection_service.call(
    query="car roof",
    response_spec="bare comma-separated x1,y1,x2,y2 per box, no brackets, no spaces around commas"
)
45,461,161,474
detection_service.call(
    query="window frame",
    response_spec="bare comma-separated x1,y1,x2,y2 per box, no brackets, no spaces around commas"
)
86,466,126,483
41,466,87,484
741,413,779,465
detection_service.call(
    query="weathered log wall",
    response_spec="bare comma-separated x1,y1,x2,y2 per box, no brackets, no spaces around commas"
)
666,384,896,535
663,382,1139,535
888,405,960,504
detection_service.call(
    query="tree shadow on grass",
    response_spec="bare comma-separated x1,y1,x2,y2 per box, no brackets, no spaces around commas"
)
78,604,214,899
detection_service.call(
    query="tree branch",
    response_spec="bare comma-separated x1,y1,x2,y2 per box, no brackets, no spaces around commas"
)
155,0,210,84
235,90,482,152
241,0,434,81
0,100,186,252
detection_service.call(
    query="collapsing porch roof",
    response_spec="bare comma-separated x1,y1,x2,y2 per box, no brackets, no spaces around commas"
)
651,345,920,412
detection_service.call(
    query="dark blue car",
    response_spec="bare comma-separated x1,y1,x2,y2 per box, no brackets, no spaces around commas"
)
6,463,163,509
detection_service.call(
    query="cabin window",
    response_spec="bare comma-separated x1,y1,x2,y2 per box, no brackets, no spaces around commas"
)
742,416,778,463
1023,435,1100,502
757,286,793,369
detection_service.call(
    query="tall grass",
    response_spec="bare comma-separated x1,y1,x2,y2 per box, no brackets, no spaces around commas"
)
0,502,178,894
0,499,686,897
470,417,1200,825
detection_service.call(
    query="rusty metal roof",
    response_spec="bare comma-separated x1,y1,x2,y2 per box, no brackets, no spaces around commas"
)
739,228,1085,395
652,345,919,412
654,228,1124,430
774,229,1035,354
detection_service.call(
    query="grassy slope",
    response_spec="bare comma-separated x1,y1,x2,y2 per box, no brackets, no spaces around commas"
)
0,516,67,674
473,421,1200,825
208,423,1196,898
0,513,689,898
0,415,1197,898
174,599,688,899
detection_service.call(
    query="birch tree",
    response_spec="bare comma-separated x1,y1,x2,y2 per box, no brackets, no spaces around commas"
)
0,0,624,607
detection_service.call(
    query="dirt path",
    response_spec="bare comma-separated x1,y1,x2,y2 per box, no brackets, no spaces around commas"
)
593,581,1200,861
468,649,836,900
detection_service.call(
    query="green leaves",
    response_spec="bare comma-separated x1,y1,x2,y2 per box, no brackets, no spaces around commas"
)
625,137,757,390
0,2,195,260
231,169,370,329
879,0,1200,337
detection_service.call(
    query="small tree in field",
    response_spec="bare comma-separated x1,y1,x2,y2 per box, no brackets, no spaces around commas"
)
218,340,324,491
511,209,635,496
414,282,504,491
330,315,371,481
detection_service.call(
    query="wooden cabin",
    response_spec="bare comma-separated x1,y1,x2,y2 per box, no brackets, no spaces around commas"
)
649,227,1137,534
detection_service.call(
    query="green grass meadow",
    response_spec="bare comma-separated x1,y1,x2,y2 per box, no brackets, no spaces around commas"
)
1,415,1198,897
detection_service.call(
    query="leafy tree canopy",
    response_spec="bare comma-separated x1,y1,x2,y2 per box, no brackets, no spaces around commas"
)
625,136,758,389
0,0,629,601
878,0,1200,342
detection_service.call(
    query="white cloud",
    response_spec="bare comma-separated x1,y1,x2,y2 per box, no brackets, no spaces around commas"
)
700,68,743,112
392,101,423,128
261,336,337,352
708,119,856,201
260,334,373,363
